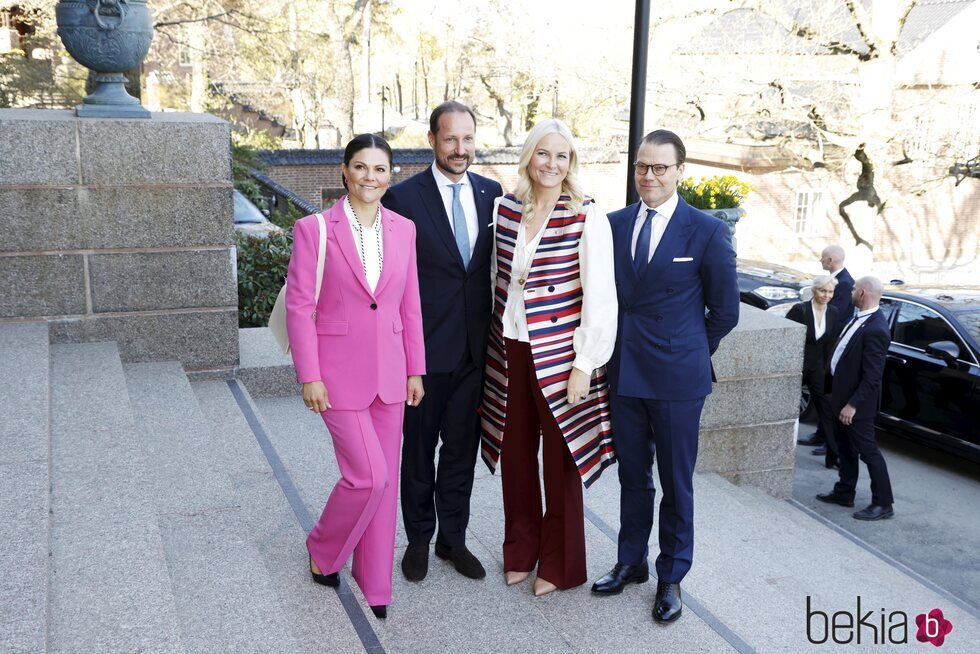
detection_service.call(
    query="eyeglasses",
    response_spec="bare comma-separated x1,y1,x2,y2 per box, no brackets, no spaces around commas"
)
633,162,679,176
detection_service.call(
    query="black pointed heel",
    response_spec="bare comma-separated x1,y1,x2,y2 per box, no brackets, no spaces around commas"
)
309,554,339,588
370,605,387,619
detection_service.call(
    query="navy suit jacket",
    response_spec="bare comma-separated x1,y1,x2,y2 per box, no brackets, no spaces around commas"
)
382,167,503,374
606,196,740,401
830,267,855,319
830,308,890,416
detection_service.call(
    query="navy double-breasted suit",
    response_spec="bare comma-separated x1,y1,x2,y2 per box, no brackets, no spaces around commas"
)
606,196,739,583
382,167,502,548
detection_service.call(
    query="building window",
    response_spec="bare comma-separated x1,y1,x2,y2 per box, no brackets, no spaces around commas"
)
1,12,11,29
177,42,192,67
794,189,824,235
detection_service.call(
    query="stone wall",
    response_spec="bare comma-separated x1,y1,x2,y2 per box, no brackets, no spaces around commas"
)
701,304,805,497
0,109,238,373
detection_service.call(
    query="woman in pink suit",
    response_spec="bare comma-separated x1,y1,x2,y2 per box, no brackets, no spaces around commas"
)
285,134,425,619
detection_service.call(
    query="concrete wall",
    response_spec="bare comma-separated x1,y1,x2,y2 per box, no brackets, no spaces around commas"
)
700,304,804,498
0,109,238,373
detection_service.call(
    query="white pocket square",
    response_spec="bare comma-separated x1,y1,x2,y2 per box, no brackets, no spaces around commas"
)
673,257,694,262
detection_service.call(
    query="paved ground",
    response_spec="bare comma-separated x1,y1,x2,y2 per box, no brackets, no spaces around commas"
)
793,420,980,611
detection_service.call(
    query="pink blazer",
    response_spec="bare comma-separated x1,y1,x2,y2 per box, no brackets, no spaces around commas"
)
285,199,425,410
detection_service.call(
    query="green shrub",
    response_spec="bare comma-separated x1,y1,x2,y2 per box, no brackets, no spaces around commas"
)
270,198,306,232
237,230,292,328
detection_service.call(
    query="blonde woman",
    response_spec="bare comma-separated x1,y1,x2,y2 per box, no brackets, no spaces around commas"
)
479,119,617,596
787,274,841,468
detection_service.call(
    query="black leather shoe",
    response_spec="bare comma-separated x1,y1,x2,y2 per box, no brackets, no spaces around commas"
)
309,555,339,588
434,543,486,579
653,582,683,623
401,543,429,582
797,433,824,446
591,561,650,594
815,491,854,507
811,444,828,456
370,605,387,619
853,504,894,521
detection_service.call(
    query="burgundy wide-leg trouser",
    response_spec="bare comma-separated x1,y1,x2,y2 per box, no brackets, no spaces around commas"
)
500,338,586,589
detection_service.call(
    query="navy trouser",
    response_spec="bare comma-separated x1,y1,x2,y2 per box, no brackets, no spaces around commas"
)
610,393,705,584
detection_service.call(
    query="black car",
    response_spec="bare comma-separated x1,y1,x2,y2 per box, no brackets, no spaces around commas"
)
876,288,980,461
773,287,980,462
736,258,808,309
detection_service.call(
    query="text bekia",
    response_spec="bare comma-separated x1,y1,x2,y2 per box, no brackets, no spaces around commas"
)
806,596,909,645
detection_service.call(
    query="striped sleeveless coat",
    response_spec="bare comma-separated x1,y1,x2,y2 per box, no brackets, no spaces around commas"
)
480,194,616,488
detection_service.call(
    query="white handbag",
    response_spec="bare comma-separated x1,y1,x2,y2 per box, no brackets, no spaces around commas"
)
268,212,327,354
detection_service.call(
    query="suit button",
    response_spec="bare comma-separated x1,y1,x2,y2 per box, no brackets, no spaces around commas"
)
667,288,674,294
550,316,558,323
656,314,663,321
370,303,378,310
548,285,555,292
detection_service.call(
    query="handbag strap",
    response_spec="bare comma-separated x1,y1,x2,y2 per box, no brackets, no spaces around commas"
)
314,212,327,303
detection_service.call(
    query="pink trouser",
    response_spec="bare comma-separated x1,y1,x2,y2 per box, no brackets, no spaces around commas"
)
307,396,404,606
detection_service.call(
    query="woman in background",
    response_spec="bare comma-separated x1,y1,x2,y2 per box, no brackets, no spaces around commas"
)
285,133,425,619
480,119,617,596
787,274,841,469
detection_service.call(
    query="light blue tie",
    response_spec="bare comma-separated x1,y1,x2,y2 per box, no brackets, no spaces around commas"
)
633,208,655,277
450,183,470,267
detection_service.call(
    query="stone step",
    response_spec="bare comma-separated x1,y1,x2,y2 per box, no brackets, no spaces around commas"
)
48,342,184,653
237,327,298,397
682,473,980,651
0,323,51,653
188,379,364,652
123,363,306,653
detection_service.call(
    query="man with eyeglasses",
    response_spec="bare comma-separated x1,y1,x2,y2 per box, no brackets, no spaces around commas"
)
592,130,740,623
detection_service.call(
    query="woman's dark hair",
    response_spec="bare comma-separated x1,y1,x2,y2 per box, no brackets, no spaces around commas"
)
342,133,393,189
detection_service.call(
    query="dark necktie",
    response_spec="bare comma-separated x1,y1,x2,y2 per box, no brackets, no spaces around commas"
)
633,208,656,277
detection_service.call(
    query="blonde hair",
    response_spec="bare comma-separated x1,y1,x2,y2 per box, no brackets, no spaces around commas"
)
810,274,838,290
514,119,585,222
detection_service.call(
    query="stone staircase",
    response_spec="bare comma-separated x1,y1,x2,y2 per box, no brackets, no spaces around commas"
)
2,323,978,653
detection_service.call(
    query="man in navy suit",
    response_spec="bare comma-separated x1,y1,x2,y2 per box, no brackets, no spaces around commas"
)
382,102,502,581
591,130,739,623
801,244,855,450
816,276,895,521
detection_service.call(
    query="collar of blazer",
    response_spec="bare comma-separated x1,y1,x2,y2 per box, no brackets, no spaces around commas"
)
418,167,492,271
614,196,694,292
327,198,396,299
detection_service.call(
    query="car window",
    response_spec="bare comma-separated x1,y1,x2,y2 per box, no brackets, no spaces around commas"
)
948,307,980,345
233,191,267,224
879,298,897,323
892,301,969,359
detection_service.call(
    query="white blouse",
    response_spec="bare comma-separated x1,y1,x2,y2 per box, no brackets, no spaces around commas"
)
811,300,827,340
493,200,618,375
343,197,383,292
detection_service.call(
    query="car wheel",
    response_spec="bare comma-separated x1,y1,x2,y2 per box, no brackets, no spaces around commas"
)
799,384,816,422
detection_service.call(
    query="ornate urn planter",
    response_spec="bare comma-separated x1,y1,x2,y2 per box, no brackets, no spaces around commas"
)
55,0,153,118
677,176,753,252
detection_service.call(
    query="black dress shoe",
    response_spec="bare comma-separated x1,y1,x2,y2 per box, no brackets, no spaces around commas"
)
797,433,824,446
309,555,339,588
815,491,854,507
653,581,683,623
434,543,486,579
853,504,894,521
401,543,429,582
370,605,387,619
811,444,828,456
591,561,650,594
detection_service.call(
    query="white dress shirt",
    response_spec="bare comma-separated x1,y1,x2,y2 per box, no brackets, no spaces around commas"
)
431,163,479,259
493,200,618,375
811,300,827,340
343,198,383,292
632,191,680,263
830,305,879,375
